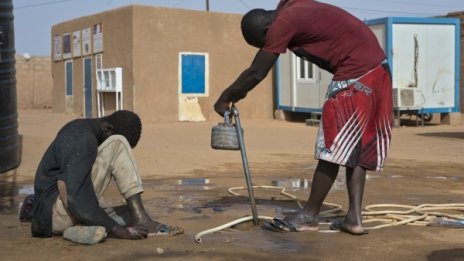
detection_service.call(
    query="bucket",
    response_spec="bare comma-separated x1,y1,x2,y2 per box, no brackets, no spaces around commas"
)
0,0,20,173
211,112,242,150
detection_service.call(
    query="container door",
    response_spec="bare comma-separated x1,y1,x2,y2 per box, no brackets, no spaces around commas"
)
83,58,92,118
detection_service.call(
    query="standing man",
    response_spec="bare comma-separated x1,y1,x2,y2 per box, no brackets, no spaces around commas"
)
31,110,183,240
214,0,392,235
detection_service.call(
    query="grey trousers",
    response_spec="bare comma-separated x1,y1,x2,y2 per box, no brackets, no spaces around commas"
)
52,135,144,233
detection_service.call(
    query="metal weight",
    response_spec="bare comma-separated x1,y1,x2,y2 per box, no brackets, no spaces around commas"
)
211,110,242,150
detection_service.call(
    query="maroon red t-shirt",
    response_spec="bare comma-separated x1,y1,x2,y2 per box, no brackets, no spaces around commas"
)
263,0,385,80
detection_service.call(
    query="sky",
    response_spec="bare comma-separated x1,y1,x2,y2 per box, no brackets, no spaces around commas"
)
12,0,464,56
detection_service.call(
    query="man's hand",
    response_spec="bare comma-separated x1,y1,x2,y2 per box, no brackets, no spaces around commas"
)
111,224,148,240
214,96,231,117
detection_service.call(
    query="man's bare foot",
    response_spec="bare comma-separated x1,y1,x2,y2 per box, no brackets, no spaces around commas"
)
126,194,184,236
342,223,367,235
330,219,368,235
267,212,319,232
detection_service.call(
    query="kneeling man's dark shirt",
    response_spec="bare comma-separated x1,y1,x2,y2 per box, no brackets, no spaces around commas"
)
31,119,117,237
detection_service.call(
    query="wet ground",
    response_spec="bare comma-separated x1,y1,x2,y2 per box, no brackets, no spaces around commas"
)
1,109,463,260
2,159,464,261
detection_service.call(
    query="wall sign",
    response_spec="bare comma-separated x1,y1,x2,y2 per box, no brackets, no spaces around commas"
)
93,23,103,53
82,27,91,56
72,30,81,57
53,34,62,61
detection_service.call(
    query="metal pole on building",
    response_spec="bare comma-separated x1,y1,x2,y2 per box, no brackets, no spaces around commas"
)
206,0,209,11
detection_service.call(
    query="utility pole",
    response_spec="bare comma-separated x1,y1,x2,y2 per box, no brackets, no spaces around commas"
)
206,0,209,12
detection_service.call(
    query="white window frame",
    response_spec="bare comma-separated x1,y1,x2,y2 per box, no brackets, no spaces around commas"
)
293,54,317,83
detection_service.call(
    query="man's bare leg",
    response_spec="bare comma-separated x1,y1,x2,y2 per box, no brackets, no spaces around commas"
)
91,135,183,235
342,165,367,235
278,160,339,231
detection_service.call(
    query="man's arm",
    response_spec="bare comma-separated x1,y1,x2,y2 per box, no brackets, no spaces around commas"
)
214,50,279,116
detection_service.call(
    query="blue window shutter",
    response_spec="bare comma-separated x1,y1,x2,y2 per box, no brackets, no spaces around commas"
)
181,54,205,94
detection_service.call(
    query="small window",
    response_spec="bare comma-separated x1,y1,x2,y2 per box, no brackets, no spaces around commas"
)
295,56,315,82
179,52,209,96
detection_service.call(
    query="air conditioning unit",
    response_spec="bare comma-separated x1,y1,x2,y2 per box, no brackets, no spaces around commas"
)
392,88,423,108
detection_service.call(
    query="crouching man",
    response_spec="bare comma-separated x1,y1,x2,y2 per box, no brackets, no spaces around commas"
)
31,110,183,241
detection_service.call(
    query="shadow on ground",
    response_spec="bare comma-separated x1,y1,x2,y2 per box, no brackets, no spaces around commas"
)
427,248,464,260
397,119,439,127
417,132,464,139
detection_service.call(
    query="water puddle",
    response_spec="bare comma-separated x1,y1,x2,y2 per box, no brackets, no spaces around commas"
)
2,172,462,253
235,228,304,252
178,178,211,186
271,178,310,189
425,176,463,181
367,174,463,182
200,219,305,252
177,178,211,191
18,185,34,196
0,180,33,213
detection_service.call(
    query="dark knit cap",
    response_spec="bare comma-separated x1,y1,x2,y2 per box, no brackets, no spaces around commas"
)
101,110,142,148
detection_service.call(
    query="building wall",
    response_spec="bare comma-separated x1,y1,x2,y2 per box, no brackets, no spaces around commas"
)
131,6,273,121
51,5,274,121
15,55,52,109
446,12,463,112
51,6,134,117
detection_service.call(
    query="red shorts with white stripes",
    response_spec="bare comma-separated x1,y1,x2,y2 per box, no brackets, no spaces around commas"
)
315,63,393,171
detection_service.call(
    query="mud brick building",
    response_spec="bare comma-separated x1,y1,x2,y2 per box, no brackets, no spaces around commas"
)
50,5,274,122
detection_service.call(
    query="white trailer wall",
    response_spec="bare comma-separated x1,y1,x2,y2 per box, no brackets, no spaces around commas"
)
367,17,460,113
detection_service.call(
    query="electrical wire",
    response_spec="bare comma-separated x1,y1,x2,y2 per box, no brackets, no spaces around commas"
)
15,0,73,10
237,0,251,11
320,0,463,16
171,0,185,8
341,6,437,16
382,0,464,8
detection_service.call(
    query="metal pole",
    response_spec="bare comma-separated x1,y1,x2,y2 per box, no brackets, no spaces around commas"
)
205,0,209,11
231,106,260,225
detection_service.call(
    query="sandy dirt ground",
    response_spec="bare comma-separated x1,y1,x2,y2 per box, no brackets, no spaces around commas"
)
1,109,464,261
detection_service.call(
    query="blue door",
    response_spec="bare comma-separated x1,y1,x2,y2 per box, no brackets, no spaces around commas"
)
65,61,73,96
84,58,92,118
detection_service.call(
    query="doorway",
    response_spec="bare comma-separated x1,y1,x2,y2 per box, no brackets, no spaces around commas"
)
83,57,92,118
